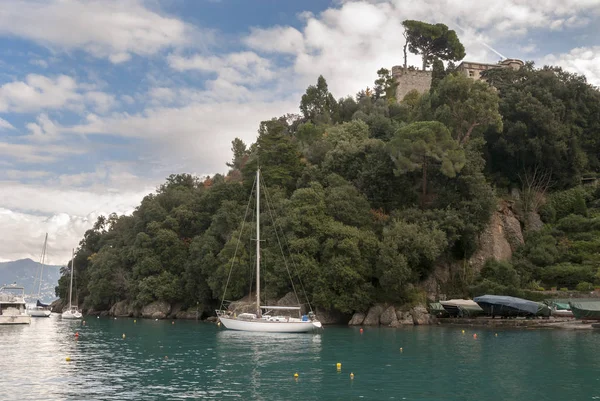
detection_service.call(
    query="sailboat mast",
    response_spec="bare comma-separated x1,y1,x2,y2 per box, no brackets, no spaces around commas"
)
68,248,74,309
38,233,47,297
256,169,261,316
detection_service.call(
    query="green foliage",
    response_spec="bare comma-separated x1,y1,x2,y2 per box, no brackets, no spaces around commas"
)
431,73,502,144
373,68,398,101
576,281,594,292
300,75,339,124
550,187,591,219
388,121,465,206
540,263,595,289
480,259,520,288
402,20,466,70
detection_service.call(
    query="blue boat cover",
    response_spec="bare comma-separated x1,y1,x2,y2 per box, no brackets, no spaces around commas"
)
36,299,50,307
474,295,539,315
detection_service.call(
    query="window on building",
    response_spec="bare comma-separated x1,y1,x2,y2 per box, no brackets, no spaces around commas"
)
468,70,475,77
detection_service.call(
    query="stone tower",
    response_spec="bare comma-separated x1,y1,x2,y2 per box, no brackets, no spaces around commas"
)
392,66,432,102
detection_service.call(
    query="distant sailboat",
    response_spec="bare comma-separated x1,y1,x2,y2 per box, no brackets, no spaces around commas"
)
216,168,322,333
61,249,82,320
28,233,52,317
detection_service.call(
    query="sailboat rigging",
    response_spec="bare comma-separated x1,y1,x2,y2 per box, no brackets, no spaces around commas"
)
61,248,82,319
216,168,322,333
28,233,52,317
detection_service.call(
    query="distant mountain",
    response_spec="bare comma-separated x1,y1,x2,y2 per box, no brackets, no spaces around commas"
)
0,258,62,303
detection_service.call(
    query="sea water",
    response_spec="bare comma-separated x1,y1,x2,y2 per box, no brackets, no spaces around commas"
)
1,317,599,400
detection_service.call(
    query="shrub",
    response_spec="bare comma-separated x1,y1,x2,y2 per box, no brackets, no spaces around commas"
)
560,287,568,292
480,259,520,288
549,187,590,220
540,263,595,289
576,281,594,292
538,202,556,224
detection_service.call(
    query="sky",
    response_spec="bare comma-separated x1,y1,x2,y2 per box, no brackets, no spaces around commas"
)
0,0,599,265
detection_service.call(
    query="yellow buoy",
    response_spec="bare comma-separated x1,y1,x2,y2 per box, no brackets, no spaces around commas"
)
122,333,126,339
65,357,71,362
294,373,299,378
399,347,403,352
461,330,465,334
350,373,354,380
336,362,342,370
134,319,137,323
495,333,498,337
217,321,221,327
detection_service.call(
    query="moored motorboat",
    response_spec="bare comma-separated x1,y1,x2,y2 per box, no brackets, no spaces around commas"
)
474,295,550,317
0,284,32,325
546,300,574,318
439,299,484,317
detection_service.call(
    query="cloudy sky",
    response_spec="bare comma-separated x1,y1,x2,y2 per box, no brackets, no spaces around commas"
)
0,0,599,265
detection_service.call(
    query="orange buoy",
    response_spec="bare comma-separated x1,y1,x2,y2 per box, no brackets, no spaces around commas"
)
473,333,477,339
75,332,79,338
359,328,364,334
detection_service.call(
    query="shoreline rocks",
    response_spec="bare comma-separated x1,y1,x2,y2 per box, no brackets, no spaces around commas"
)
349,303,436,326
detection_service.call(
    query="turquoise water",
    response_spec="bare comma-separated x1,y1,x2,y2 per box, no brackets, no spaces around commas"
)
2,317,600,400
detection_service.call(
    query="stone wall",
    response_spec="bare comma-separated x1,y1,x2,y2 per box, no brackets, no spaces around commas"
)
392,66,432,101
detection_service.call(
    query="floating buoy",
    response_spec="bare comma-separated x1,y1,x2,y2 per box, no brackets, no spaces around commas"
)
400,347,403,352
217,321,221,327
97,316,99,319
82,321,86,325
473,334,477,339
155,319,158,321
65,357,71,362
461,330,465,334
122,333,126,339
293,373,299,379
165,356,168,360
359,328,363,334
75,332,79,337
336,362,342,371
134,319,137,323
495,333,498,337
172,321,175,325
350,373,354,380
114,317,117,320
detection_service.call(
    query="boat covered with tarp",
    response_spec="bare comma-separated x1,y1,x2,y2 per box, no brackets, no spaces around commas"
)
474,295,550,317
569,300,600,320
544,299,574,318
428,302,449,317
439,299,484,317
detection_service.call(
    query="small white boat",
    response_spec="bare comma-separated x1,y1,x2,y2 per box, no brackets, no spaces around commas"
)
28,233,52,318
0,284,32,325
216,169,322,333
61,249,82,320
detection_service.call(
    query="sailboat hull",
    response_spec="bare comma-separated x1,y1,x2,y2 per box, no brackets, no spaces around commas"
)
61,310,82,319
219,316,321,333
28,308,51,317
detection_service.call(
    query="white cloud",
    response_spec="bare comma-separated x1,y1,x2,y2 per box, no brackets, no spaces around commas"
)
0,0,203,63
0,141,84,163
29,59,48,68
85,91,117,114
244,26,305,54
541,46,600,87
0,117,14,130
0,74,80,113
168,51,276,85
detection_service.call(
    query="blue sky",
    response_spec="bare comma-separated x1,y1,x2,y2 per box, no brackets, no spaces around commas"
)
0,0,599,264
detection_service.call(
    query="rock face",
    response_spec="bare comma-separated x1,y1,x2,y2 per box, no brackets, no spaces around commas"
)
410,305,433,325
176,310,199,320
109,300,135,317
380,306,399,327
469,204,524,272
348,312,365,326
363,305,385,326
396,310,414,325
50,298,66,313
315,307,348,325
142,301,171,319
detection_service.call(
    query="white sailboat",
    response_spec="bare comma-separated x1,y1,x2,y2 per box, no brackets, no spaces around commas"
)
28,233,52,317
61,249,82,320
217,169,322,333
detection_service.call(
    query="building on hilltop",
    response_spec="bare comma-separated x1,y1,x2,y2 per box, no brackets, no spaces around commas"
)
392,58,524,101
455,58,524,80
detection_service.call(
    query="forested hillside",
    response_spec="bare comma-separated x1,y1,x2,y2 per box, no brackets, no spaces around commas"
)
55,58,600,316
